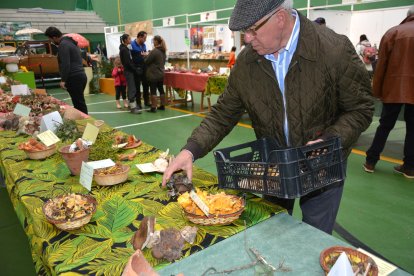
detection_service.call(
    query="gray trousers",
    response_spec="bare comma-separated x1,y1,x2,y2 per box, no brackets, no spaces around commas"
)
124,70,137,107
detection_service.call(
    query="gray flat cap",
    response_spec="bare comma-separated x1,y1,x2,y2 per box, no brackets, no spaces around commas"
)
229,0,285,31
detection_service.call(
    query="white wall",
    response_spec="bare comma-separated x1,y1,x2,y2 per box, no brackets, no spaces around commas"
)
349,7,409,47
309,10,352,37
308,6,410,48
153,28,187,53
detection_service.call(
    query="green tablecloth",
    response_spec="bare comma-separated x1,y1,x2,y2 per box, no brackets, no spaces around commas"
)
0,124,283,275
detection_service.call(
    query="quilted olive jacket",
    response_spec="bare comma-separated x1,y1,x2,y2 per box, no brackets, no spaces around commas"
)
184,12,374,159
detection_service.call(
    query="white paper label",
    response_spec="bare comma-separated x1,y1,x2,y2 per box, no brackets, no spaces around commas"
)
0,76,6,84
136,163,159,173
87,159,115,170
40,111,63,133
13,103,31,117
79,161,94,191
37,130,60,147
357,248,397,276
190,190,210,216
11,84,30,95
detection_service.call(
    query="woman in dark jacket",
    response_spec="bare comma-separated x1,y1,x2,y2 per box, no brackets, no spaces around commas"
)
119,34,141,114
145,35,167,112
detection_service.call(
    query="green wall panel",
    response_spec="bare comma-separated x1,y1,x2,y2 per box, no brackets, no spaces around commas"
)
0,0,412,26
0,0,76,10
91,0,118,25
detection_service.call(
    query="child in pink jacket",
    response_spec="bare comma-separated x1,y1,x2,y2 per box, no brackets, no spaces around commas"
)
112,57,128,108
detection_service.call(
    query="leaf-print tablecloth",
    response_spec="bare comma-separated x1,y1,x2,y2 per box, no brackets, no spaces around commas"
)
0,125,284,275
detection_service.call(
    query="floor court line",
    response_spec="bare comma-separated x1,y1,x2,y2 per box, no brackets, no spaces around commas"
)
114,114,193,129
89,111,130,114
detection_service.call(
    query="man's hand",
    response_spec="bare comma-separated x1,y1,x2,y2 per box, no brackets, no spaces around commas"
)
306,138,324,145
60,81,66,90
162,150,193,187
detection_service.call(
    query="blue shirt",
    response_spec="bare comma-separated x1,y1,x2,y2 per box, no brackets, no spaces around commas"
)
131,40,147,65
264,10,300,146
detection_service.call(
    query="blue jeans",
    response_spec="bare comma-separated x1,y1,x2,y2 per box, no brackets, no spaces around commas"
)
366,103,414,169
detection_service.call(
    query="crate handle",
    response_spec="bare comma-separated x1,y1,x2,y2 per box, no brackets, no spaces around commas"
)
215,151,230,163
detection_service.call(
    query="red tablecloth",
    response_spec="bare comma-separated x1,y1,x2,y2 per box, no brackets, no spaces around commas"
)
164,72,209,92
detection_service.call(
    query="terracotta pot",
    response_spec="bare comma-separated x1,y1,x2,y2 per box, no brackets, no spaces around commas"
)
122,249,158,276
59,145,90,176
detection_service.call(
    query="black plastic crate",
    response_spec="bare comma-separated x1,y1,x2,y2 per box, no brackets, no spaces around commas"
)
213,137,345,199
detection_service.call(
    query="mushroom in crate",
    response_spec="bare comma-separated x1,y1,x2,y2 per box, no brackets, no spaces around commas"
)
43,193,97,231
18,138,57,160
94,163,130,186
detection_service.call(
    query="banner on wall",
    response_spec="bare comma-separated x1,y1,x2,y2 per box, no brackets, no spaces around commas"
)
125,20,153,37
163,17,175,27
190,27,203,49
200,11,217,22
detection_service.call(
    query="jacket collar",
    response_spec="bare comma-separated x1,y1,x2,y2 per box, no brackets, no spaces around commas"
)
401,14,414,24
245,10,318,64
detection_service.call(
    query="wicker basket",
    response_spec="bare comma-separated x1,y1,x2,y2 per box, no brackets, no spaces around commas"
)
43,194,97,231
320,246,378,276
183,196,245,226
24,144,57,160
94,165,130,186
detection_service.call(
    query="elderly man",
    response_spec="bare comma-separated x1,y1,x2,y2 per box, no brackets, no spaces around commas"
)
163,0,373,234
364,6,414,178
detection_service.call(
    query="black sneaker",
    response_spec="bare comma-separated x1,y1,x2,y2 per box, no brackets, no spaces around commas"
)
147,107,157,113
394,165,414,179
363,163,375,173
158,105,165,110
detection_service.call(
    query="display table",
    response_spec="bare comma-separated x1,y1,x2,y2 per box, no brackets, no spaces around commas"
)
0,124,283,275
12,71,36,89
164,72,228,111
160,213,410,276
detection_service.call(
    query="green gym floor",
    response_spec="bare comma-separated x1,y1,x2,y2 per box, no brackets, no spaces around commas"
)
1,88,413,275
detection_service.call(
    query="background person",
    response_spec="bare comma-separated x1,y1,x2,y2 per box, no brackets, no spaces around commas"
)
364,6,414,178
145,35,167,113
227,46,237,68
119,34,142,114
131,31,150,108
314,17,326,26
45,26,88,114
162,0,374,234
112,56,128,109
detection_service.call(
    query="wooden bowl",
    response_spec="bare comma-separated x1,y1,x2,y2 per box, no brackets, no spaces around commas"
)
24,144,57,160
94,164,130,186
320,246,378,276
43,194,97,231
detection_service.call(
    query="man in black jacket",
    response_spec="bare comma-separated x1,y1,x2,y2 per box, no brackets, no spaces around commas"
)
45,26,88,114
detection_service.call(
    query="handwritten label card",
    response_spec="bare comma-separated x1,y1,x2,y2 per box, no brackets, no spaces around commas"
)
37,130,60,147
190,190,210,216
87,159,115,170
82,123,99,144
79,161,94,191
136,163,159,173
357,248,397,276
40,111,63,133
11,84,30,95
13,103,31,117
